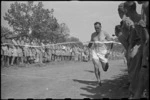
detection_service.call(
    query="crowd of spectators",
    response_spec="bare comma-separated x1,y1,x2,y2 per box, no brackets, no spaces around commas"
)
1,35,92,67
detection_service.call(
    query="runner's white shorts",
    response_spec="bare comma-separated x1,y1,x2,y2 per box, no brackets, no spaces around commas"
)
92,49,108,63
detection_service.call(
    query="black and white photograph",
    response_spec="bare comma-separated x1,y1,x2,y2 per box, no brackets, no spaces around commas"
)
1,1,149,99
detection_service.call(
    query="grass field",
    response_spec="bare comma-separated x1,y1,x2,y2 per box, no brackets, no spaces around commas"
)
1,59,129,99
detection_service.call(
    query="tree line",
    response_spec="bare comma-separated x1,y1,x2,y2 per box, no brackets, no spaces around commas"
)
2,1,82,46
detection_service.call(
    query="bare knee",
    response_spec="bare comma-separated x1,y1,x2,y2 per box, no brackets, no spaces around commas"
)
92,59,100,66
93,59,100,71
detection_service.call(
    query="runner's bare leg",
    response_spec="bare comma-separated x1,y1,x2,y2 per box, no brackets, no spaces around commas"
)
92,59,101,85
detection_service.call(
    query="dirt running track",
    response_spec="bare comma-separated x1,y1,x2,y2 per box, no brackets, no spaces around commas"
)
1,60,129,99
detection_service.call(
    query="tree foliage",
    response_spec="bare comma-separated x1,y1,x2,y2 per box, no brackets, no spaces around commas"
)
3,1,82,44
66,36,79,42
4,2,32,35
1,26,13,37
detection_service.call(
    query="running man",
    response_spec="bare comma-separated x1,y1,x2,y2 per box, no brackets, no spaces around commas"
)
88,22,113,86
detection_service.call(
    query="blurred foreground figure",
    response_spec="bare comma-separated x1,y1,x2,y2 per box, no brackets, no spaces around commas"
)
117,1,149,99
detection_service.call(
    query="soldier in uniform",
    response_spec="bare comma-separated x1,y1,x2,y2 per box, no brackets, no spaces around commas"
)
19,36,25,65
17,37,23,65
1,37,7,66
118,2,146,98
39,39,43,64
131,1,149,98
9,36,17,66
2,43,9,66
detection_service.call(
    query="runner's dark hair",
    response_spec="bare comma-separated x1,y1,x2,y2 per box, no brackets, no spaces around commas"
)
94,22,101,26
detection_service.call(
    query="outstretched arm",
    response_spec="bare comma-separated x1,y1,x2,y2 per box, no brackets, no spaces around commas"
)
104,31,113,41
104,31,114,50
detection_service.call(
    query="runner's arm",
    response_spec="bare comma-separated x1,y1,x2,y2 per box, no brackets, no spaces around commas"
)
88,34,94,48
104,31,114,50
104,31,113,41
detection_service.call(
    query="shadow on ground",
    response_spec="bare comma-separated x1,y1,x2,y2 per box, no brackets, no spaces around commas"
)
73,73,129,99
84,70,94,73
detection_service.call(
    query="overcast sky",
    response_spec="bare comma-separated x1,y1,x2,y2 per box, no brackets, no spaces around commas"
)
1,1,142,42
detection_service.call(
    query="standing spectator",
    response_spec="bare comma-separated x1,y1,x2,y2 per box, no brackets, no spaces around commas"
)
22,36,28,65
25,37,30,64
11,37,19,65
19,36,25,65
17,37,24,65
2,44,9,66
131,1,149,98
48,43,52,62
1,37,6,66
8,37,17,66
